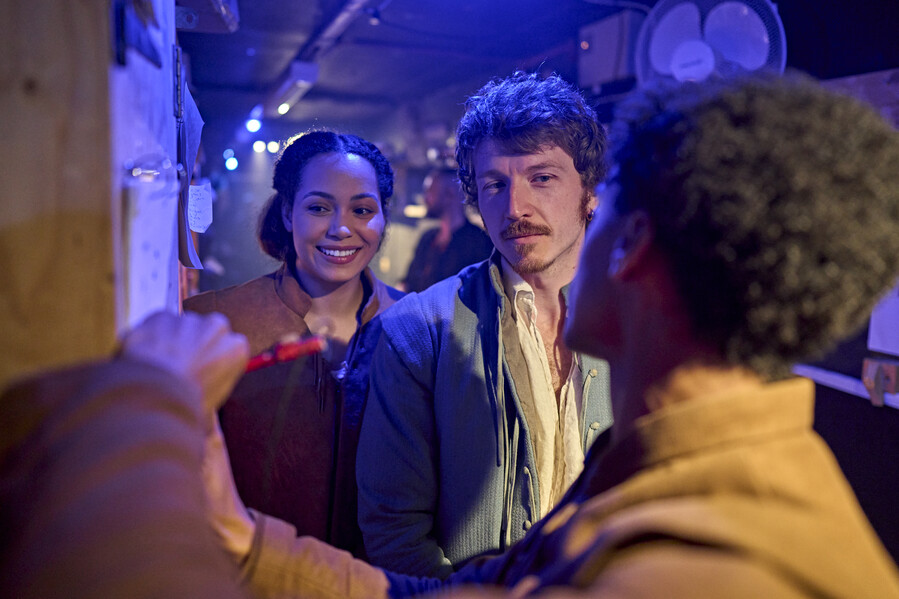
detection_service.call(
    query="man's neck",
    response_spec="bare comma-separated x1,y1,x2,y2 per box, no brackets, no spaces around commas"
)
443,207,467,234
433,208,467,249
502,258,576,398
515,265,576,321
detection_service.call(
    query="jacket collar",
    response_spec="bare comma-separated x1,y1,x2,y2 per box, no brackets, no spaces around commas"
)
576,377,815,499
273,262,399,326
486,252,574,311
359,268,402,323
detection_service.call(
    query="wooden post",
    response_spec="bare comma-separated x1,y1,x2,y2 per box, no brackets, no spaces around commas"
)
0,0,178,389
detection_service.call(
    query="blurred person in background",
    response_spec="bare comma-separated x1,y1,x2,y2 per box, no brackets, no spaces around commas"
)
402,166,493,292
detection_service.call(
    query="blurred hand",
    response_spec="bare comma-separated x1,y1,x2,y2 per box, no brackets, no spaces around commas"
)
203,416,256,562
121,311,255,561
120,311,249,416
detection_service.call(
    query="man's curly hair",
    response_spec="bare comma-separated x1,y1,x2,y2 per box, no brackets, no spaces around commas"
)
455,71,607,207
610,72,899,379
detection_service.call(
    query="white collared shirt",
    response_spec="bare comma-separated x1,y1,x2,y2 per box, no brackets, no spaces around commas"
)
501,260,585,517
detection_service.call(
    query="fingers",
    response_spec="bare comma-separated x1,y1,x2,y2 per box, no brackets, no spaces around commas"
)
120,310,249,412
197,325,250,413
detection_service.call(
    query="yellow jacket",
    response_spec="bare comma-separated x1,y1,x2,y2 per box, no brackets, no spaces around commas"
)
246,377,899,598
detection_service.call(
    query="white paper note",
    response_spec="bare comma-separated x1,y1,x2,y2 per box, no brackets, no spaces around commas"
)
188,180,213,233
124,170,179,329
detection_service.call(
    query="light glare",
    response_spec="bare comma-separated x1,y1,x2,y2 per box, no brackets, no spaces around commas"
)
277,103,291,115
225,157,239,171
253,140,266,153
267,141,280,154
245,118,261,133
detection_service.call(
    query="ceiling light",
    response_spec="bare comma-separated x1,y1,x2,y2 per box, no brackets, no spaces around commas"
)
267,141,280,154
253,140,266,153
264,61,319,118
225,157,239,171
245,118,261,132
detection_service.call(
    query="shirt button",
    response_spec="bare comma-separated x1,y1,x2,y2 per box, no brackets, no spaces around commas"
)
523,520,531,531
589,368,598,377
589,421,601,430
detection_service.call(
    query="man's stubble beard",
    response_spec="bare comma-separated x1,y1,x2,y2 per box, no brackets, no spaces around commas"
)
505,189,592,275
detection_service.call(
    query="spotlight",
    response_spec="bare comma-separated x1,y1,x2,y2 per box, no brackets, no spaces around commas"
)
263,61,319,117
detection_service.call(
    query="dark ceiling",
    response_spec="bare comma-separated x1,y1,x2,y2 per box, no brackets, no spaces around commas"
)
176,0,899,173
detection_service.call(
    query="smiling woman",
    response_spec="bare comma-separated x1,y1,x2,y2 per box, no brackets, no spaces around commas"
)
284,152,386,301
183,131,404,557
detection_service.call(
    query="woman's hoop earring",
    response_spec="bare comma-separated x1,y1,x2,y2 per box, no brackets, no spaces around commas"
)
586,209,595,223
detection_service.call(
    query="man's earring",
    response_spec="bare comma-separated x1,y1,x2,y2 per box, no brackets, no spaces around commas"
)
586,209,595,223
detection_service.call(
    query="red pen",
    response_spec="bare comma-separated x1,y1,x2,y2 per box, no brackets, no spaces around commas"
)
245,334,328,372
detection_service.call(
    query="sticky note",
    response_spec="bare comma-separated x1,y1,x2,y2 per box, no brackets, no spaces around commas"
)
188,181,213,233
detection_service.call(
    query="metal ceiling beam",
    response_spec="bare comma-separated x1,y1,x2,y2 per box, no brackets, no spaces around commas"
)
297,0,371,61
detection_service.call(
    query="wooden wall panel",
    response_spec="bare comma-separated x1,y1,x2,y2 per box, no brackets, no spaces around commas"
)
0,0,178,389
0,0,116,389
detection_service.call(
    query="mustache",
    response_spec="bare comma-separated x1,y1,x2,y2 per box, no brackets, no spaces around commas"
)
501,220,552,240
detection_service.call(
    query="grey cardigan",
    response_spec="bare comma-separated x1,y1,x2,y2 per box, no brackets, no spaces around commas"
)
357,255,612,578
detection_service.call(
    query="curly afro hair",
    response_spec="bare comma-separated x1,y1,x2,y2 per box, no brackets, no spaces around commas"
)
258,130,394,262
455,71,608,208
610,72,899,379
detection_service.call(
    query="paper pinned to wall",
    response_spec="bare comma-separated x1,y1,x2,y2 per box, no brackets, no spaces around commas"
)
869,284,899,357
182,74,205,180
177,74,206,268
123,159,179,329
189,179,213,232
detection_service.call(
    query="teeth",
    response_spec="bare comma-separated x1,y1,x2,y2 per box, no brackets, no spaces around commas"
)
319,247,358,257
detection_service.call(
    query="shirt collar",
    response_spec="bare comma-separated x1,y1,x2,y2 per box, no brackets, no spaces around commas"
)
497,258,580,374
500,257,535,319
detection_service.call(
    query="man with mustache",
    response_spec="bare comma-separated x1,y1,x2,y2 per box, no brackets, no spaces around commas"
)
355,71,613,577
